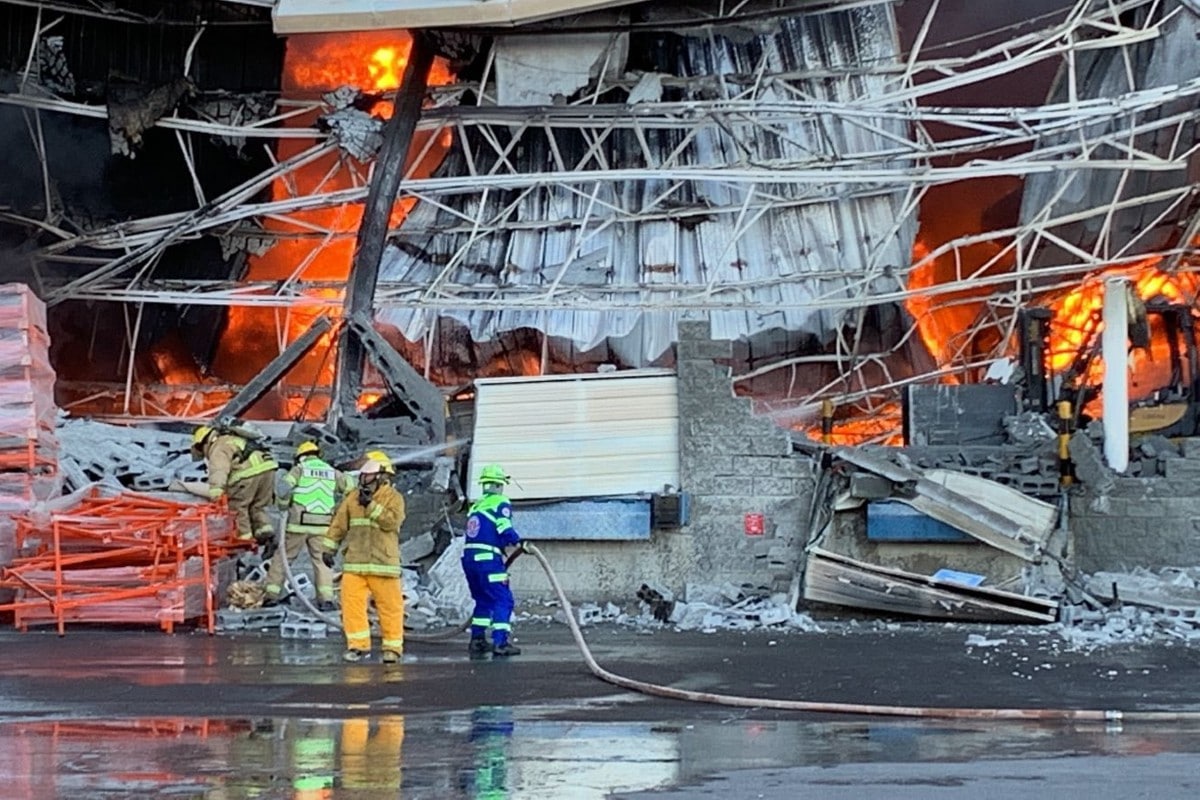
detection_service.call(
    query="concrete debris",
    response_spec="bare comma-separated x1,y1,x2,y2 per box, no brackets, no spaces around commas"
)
1051,566,1200,651
1002,412,1057,446
402,536,474,629
401,531,436,563
280,612,328,639
965,634,1008,647
57,418,204,491
1067,431,1116,494
662,595,822,633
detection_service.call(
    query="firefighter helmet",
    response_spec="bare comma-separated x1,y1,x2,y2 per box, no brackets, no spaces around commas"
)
191,425,214,449
363,450,395,474
296,441,321,458
478,464,510,485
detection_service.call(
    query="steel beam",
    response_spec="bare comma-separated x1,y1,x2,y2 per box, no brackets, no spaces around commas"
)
331,30,436,432
219,314,333,420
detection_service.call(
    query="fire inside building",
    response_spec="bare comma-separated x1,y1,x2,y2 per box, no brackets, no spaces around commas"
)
1,0,1200,638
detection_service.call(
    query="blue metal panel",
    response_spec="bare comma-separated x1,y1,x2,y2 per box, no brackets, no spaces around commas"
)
516,499,651,541
866,501,974,543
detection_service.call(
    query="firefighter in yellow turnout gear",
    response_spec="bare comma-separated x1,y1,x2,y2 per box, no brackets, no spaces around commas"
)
190,425,278,542
264,441,353,611
324,450,407,664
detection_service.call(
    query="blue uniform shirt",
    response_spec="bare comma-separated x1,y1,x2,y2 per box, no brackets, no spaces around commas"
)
464,493,520,569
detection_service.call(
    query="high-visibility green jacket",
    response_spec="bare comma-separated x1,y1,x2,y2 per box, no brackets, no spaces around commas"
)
323,482,406,577
204,434,277,500
279,456,352,534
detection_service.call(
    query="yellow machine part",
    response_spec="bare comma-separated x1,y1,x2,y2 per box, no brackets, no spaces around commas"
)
1128,402,1189,434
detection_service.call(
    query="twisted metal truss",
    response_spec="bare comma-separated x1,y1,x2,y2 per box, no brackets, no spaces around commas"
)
2,0,1199,427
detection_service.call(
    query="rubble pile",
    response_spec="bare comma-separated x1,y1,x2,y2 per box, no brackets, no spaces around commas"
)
56,419,204,492
544,581,824,634
1051,566,1200,651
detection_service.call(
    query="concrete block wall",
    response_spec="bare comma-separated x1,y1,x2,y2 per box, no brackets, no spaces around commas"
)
675,320,815,595
509,319,816,603
1071,476,1200,572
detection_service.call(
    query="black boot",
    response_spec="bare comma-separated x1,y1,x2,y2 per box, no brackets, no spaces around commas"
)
468,637,491,659
492,642,521,657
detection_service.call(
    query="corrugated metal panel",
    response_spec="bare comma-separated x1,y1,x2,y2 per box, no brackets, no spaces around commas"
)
378,3,916,365
468,369,679,500
1019,7,1200,262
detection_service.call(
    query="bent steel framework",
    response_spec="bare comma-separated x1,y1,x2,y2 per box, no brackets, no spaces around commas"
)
0,0,1198,434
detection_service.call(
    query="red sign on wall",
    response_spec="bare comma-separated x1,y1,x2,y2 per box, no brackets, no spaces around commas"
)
744,513,765,536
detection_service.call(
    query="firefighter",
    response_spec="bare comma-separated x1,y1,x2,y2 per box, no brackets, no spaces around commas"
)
323,450,407,664
463,464,525,658
189,424,278,542
264,441,353,611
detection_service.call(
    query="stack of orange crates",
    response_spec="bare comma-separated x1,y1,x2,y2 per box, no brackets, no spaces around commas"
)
0,284,61,582
0,491,248,634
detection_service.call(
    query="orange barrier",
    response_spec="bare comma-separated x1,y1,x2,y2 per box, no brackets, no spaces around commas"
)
0,490,249,634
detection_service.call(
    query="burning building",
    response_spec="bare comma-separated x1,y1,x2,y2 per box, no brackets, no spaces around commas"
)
1,0,1196,445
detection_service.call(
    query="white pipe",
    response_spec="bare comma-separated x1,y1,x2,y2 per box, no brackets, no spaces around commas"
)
1102,278,1130,472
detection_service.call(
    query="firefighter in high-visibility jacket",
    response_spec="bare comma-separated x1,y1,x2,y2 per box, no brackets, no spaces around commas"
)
264,441,353,610
190,425,278,542
323,450,407,663
463,464,525,658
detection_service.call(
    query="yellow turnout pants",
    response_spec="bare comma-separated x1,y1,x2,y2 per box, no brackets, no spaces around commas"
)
226,471,275,540
341,572,404,655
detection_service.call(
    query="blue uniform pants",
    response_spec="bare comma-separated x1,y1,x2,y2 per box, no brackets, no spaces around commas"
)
464,565,515,646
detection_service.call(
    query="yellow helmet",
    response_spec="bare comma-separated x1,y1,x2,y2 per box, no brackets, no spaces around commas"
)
191,425,214,449
296,441,320,458
364,450,395,474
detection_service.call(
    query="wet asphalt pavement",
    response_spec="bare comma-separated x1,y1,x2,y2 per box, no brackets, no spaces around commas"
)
2,619,1200,797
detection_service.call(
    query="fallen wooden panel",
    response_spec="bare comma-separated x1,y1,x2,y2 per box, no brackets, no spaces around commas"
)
834,448,1055,561
803,548,1058,624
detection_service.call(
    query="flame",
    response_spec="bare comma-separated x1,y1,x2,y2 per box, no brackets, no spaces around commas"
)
1044,259,1200,383
803,402,903,446
208,32,454,419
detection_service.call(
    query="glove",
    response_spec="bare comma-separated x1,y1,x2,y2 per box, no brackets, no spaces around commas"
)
322,552,336,569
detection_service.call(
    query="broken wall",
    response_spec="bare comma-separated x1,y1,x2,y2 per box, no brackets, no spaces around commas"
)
508,319,816,602
675,320,815,595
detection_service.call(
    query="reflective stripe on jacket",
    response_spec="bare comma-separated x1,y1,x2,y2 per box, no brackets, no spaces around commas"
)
324,483,406,577
205,434,278,498
281,457,351,534
463,493,520,570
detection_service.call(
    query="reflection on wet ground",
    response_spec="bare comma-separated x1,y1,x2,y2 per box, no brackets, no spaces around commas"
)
5,712,1200,799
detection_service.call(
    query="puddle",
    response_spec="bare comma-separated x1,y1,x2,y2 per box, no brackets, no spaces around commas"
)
4,712,1200,798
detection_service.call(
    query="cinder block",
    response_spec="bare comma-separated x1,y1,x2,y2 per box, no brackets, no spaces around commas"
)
732,456,775,476
280,619,328,639
753,477,795,497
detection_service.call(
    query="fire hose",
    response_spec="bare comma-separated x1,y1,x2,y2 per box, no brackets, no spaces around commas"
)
278,537,1200,722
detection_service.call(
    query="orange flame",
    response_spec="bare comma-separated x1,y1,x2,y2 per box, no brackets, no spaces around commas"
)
209,32,453,419
1045,259,1200,375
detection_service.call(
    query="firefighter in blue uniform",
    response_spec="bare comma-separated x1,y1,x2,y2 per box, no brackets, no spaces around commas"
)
463,464,525,658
